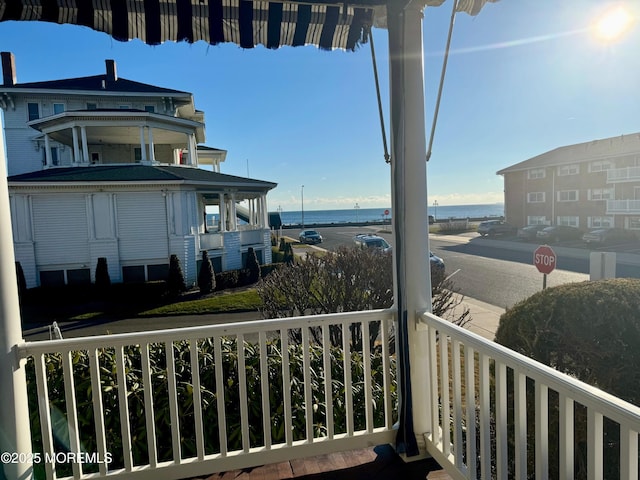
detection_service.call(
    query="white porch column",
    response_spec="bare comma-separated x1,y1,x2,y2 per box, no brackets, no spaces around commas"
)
387,0,431,455
44,133,52,167
186,133,194,166
261,195,269,228
219,193,226,232
81,126,89,164
0,120,33,478
229,194,238,231
139,126,147,162
72,126,81,164
147,127,156,162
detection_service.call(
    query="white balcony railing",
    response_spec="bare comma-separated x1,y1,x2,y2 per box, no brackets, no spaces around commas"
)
606,199,640,214
421,311,640,480
607,166,640,183
16,309,397,480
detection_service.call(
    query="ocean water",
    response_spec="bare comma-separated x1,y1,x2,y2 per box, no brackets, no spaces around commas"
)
278,204,504,226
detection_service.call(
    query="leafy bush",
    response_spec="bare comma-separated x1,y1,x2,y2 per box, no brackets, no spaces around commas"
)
245,247,261,284
198,251,216,294
26,337,396,477
167,254,187,298
95,257,111,290
215,270,240,291
494,278,640,479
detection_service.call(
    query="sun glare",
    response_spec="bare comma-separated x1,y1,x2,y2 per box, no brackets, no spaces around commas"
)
593,6,634,42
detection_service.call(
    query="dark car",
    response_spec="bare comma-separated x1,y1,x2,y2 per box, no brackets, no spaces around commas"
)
536,225,581,243
477,220,517,237
582,228,636,246
299,229,323,244
517,224,547,241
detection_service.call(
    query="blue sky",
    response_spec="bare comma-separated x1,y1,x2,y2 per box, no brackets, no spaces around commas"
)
1,0,639,211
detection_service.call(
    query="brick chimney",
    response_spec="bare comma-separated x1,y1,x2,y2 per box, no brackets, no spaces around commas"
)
1,52,16,86
105,59,117,83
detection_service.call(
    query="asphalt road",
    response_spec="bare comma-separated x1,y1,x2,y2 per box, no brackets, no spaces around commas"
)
293,225,640,309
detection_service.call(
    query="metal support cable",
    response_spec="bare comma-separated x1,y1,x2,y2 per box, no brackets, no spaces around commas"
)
369,27,391,164
426,0,458,162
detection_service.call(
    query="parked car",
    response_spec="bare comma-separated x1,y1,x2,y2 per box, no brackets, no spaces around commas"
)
517,224,547,241
536,225,581,243
477,220,517,237
299,229,323,244
353,234,392,252
582,228,636,246
430,251,445,273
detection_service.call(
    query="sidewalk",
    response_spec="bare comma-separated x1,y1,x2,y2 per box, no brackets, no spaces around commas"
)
460,295,504,341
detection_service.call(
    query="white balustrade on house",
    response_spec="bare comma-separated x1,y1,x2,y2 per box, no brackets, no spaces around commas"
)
606,199,640,214
17,309,397,480
607,166,640,183
420,311,640,480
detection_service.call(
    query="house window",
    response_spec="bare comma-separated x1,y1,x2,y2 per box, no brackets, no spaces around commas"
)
119,105,131,109
589,160,613,172
557,164,580,176
86,103,97,110
144,105,156,113
527,216,548,225
91,152,100,164
27,102,40,121
527,192,545,203
42,147,60,166
557,216,579,227
588,217,614,228
134,147,142,162
557,190,579,202
53,103,65,115
527,168,545,180
588,188,614,201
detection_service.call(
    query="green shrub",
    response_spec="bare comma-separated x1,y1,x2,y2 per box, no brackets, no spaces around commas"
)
167,254,187,298
271,246,285,263
198,251,216,294
95,257,111,290
215,270,240,291
495,278,640,479
279,237,287,252
245,247,261,284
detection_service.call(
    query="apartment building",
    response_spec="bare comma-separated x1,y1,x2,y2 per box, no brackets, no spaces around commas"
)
497,133,640,231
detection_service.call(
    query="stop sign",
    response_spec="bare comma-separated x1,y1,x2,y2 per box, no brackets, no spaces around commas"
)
534,245,556,274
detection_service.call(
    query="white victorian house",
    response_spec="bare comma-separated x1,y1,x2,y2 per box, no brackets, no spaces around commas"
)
1,52,276,288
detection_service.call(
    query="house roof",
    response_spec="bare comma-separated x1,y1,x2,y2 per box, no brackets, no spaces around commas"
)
497,132,640,175
0,0,498,51
8,165,277,190
0,74,190,96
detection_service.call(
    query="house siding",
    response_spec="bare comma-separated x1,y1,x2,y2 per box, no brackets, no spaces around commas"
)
116,192,169,261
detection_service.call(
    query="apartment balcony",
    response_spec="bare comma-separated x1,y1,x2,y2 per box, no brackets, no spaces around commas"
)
607,199,640,214
12,307,640,479
607,166,640,183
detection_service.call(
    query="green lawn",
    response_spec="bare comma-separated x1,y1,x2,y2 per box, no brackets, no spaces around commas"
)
137,289,262,317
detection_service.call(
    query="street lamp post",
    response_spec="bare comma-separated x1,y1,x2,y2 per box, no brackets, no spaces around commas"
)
301,185,304,228
354,202,360,223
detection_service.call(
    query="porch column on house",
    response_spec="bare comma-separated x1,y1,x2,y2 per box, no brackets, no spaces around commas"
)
219,194,227,232
139,126,148,162
72,126,81,164
185,133,194,166
261,195,269,228
0,121,33,479
44,133,52,167
81,126,89,164
229,194,238,231
387,0,432,457
147,127,156,162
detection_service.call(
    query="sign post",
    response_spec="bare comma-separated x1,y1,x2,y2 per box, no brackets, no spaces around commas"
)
534,245,556,289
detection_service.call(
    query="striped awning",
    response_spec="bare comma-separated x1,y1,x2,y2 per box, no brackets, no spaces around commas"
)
0,0,499,51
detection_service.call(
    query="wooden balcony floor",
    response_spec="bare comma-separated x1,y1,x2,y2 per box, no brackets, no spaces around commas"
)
190,445,450,480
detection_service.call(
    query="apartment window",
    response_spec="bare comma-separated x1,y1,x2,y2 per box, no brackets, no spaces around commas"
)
557,164,580,176
527,216,548,225
557,216,579,227
557,190,579,202
527,192,545,203
27,102,40,121
144,105,156,113
589,160,614,172
588,216,614,228
86,103,97,110
527,168,545,180
588,188,614,201
627,217,640,230
53,103,65,115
